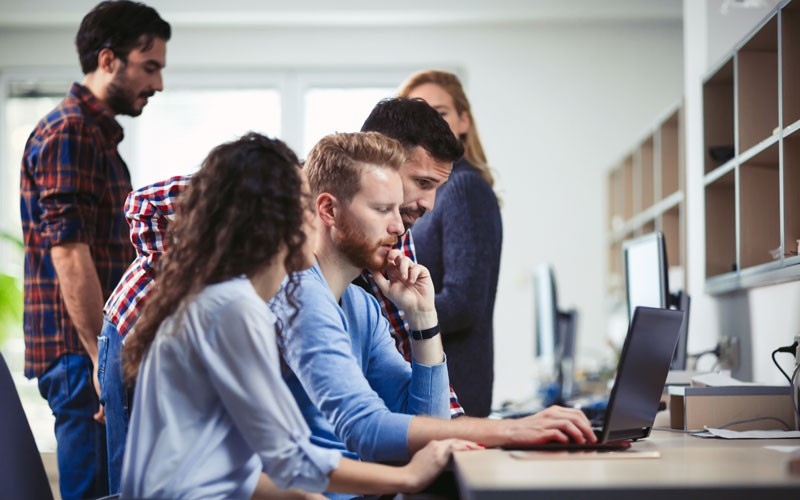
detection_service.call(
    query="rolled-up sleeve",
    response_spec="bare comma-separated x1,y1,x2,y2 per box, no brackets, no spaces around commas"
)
201,300,340,492
35,122,104,248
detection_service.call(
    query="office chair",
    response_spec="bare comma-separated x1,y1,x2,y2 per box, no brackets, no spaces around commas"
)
0,351,54,499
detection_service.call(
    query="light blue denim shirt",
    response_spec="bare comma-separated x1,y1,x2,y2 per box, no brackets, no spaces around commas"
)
122,277,340,499
275,262,451,471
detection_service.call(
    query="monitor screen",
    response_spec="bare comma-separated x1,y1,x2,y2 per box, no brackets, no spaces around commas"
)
534,263,578,403
534,263,558,367
623,232,669,323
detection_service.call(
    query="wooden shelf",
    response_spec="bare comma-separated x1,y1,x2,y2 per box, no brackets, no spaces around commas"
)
705,170,736,278
739,143,780,269
639,138,655,210
784,130,800,258
660,110,680,199
702,0,800,293
738,16,779,153
606,102,685,298
784,0,800,126
703,59,734,174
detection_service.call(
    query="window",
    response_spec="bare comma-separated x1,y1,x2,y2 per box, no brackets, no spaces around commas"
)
119,88,281,187
302,87,395,157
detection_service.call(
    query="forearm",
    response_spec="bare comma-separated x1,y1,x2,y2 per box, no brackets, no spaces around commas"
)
252,474,325,500
50,242,104,360
407,415,510,454
327,458,413,495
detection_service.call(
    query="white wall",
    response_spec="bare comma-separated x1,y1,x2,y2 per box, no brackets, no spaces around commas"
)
0,17,684,406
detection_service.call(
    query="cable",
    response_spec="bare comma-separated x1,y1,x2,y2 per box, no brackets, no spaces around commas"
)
688,346,719,370
771,341,798,385
715,416,793,431
792,363,800,427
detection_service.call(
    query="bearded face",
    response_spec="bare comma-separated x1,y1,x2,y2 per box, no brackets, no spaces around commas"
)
334,205,398,272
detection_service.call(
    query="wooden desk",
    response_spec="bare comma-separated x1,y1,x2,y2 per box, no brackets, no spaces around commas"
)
452,430,800,500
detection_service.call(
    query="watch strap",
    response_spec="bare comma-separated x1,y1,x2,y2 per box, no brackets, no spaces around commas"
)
410,324,441,340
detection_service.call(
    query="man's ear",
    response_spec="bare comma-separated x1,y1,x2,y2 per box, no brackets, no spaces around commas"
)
97,48,118,74
316,193,338,228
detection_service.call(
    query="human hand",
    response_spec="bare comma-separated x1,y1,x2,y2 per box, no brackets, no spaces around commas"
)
505,405,596,445
400,439,483,493
92,360,106,424
372,249,436,328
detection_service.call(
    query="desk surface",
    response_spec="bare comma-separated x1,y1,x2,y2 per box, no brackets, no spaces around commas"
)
453,430,800,500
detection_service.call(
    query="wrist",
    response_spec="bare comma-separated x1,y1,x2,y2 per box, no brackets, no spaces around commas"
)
406,310,438,331
397,466,420,494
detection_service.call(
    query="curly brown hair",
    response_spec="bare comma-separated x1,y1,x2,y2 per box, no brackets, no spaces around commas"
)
122,132,306,383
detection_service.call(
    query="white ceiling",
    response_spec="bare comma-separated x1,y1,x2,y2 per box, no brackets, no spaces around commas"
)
0,0,683,28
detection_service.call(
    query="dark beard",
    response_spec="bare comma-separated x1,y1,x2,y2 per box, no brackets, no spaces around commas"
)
105,69,153,117
399,206,425,230
335,210,397,271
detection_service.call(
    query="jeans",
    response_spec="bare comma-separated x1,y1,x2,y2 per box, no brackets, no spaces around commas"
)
38,353,108,500
98,318,131,495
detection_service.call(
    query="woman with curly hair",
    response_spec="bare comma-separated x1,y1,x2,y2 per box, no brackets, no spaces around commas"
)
120,132,478,499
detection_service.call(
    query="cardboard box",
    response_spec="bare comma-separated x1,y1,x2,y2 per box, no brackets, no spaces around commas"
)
669,385,794,431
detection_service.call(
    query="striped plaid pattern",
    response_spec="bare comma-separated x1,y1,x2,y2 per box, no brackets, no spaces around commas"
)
21,83,134,378
362,230,465,417
104,175,191,339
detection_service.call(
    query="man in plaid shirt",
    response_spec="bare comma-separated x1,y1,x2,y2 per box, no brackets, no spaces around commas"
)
98,175,189,494
359,98,467,417
19,2,170,498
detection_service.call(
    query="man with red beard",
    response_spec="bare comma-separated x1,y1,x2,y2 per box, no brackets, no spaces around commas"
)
273,132,595,499
19,2,170,498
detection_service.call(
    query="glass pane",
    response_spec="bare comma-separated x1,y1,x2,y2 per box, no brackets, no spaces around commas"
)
303,87,395,158
120,88,281,188
4,98,62,239
3,96,62,452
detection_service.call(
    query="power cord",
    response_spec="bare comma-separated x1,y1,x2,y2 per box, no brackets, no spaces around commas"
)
771,340,798,384
688,345,720,369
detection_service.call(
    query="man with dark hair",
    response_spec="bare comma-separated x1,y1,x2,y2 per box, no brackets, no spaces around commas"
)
361,97,464,231
19,1,170,497
360,97,468,416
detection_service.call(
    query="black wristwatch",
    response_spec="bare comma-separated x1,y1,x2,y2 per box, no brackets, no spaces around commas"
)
410,324,440,340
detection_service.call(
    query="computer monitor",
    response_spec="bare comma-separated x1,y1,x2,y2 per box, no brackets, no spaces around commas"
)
623,232,669,319
534,264,578,404
623,231,690,370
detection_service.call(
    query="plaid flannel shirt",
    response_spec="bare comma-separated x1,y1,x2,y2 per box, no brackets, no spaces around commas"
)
104,175,191,338
21,83,134,378
362,230,465,417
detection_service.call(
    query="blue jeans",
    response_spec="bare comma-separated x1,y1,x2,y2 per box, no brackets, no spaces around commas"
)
38,353,108,500
98,318,131,495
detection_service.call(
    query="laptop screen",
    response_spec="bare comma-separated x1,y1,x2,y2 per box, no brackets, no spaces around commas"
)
602,306,685,442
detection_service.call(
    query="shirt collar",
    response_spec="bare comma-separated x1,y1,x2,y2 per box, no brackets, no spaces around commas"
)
68,82,124,145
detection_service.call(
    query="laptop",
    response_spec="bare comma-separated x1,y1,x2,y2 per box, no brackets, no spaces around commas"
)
502,306,686,451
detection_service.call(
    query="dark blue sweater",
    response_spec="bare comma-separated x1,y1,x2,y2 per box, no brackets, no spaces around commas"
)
412,159,502,417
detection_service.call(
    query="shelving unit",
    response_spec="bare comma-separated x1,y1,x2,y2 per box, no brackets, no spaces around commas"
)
703,0,800,293
606,103,685,298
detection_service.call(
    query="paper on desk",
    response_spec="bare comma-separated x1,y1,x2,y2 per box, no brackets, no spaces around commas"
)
698,427,800,439
509,450,661,460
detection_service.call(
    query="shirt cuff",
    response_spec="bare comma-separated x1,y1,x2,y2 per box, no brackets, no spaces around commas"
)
275,434,342,493
408,356,451,419
369,412,414,462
